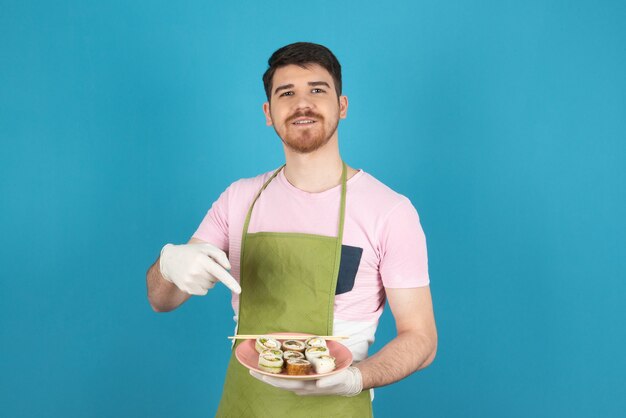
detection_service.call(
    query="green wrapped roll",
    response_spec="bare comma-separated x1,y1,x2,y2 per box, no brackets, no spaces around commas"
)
258,352,283,374
255,336,281,353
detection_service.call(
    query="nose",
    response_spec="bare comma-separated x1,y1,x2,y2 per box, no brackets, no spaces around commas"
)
293,94,314,112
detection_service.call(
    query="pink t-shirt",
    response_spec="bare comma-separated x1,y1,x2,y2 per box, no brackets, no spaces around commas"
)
193,167,429,326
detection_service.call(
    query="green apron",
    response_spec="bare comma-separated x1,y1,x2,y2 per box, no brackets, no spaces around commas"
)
216,162,373,417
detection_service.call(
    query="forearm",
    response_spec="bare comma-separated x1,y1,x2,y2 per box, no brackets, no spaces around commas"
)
355,329,437,390
146,257,191,312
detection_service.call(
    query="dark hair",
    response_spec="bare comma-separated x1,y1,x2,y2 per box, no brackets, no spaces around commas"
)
262,42,342,101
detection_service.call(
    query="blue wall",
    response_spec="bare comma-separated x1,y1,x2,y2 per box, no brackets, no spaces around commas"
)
1,1,625,417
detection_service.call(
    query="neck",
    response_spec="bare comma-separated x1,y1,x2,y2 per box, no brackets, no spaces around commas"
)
282,136,348,193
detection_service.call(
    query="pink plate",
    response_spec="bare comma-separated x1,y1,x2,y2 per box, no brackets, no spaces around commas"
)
235,332,353,381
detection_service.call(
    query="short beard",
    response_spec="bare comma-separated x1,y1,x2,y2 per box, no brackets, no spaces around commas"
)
278,113,340,154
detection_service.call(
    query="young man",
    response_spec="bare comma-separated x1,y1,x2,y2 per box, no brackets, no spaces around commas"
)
146,42,437,417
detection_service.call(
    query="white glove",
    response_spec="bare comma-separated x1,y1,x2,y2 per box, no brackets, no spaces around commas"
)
249,366,363,397
159,242,241,295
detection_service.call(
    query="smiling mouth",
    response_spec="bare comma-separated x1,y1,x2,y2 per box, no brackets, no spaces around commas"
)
292,119,316,126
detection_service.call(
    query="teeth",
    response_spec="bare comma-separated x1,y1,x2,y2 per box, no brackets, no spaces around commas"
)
294,120,314,124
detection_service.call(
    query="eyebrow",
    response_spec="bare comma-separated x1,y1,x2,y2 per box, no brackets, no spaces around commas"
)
273,81,332,95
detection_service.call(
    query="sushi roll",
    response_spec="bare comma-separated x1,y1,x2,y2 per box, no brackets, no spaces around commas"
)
255,336,281,353
285,359,313,375
282,340,306,352
258,352,283,374
261,349,284,358
311,355,336,374
283,350,305,361
305,337,327,348
305,346,329,362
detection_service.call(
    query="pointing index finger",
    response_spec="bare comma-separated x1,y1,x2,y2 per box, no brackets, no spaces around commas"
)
220,271,242,294
199,257,241,294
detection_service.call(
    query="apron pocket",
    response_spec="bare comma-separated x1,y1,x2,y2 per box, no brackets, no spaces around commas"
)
336,245,362,295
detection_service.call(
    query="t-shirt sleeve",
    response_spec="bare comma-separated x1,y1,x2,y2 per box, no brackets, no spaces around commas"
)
191,186,230,253
379,197,430,288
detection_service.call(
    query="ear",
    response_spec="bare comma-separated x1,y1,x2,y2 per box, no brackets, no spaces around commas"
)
339,95,349,119
262,102,273,126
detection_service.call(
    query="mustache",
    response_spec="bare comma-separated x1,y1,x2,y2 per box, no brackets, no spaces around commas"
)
287,110,323,124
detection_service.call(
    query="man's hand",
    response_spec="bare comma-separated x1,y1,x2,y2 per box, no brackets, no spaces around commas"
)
159,242,241,295
249,367,363,397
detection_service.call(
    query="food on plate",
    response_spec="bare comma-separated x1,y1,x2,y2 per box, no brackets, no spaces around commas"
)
285,358,313,375
258,352,284,374
255,336,281,353
283,350,305,361
261,349,284,358
311,355,336,374
282,340,306,352
251,335,338,376
305,337,327,348
305,346,330,361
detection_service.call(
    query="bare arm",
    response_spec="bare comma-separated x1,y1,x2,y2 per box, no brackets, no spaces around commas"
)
146,237,205,312
355,286,437,389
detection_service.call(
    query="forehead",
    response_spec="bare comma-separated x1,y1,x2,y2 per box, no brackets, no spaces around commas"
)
272,63,335,88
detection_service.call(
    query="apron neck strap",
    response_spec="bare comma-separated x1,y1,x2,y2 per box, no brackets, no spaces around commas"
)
241,164,285,244
336,161,348,243
326,162,347,335
241,162,349,241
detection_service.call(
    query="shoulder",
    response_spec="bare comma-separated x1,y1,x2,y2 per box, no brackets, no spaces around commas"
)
351,170,415,217
221,167,280,200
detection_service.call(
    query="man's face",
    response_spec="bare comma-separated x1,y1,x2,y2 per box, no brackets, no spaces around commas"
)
263,64,348,154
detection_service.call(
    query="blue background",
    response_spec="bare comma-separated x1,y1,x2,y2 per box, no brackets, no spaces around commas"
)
1,1,625,417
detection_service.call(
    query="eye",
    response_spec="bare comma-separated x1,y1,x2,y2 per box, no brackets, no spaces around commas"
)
311,88,325,94
280,91,294,97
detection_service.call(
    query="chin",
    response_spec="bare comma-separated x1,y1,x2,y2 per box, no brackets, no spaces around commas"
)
283,135,331,154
